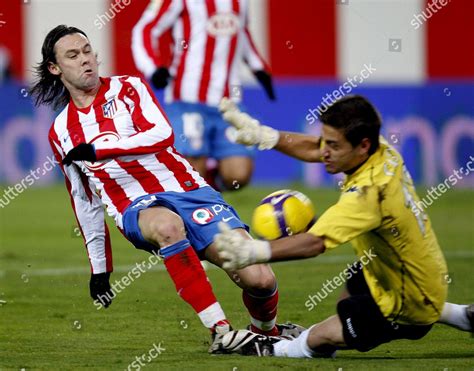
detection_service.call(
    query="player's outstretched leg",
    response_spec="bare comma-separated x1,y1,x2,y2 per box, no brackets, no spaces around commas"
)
438,302,474,332
221,316,341,358
204,231,305,339
138,206,231,349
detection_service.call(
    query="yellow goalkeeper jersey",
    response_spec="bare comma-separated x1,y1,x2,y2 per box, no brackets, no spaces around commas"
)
309,137,447,325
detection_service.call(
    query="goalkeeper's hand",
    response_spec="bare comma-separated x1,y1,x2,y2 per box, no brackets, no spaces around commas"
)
219,98,280,150
62,143,96,166
89,272,113,308
214,222,271,270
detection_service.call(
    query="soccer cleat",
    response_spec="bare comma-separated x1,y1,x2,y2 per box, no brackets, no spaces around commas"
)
466,304,474,333
221,330,281,356
276,322,307,339
247,322,306,339
208,320,233,354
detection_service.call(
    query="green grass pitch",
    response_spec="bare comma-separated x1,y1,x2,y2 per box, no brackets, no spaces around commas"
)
0,184,473,370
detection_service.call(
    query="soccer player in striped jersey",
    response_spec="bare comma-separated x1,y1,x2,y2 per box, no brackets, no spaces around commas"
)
132,0,275,191
30,25,299,354
214,96,473,357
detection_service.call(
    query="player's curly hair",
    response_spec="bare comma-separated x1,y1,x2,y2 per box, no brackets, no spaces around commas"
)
319,95,382,155
30,25,88,110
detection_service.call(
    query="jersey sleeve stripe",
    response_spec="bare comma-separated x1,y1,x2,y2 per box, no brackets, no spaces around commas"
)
198,0,217,102
173,2,191,100
223,0,240,98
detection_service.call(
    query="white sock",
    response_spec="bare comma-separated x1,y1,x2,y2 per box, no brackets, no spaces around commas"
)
273,326,315,358
251,317,277,332
438,303,470,331
197,302,226,328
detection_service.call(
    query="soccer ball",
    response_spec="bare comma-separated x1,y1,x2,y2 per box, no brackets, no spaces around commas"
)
251,189,316,240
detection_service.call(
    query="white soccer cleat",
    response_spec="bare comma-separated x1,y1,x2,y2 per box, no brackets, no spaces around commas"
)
221,330,281,356
208,320,233,354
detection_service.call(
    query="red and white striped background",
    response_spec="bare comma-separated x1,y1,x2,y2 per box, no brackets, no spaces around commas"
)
1,0,473,82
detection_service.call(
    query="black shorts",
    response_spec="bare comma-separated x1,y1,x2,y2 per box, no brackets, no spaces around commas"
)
336,262,433,352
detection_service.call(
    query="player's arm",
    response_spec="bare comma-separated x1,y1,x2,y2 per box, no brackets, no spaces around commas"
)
241,17,275,100
219,98,322,162
258,233,326,262
131,0,182,81
274,131,322,162
62,77,174,165
215,224,325,270
215,186,382,270
49,133,114,308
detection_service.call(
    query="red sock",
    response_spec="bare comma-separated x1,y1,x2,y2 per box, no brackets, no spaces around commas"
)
243,289,279,336
164,246,225,328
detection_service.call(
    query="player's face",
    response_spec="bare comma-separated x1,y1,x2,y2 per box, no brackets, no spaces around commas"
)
321,125,370,174
49,33,99,92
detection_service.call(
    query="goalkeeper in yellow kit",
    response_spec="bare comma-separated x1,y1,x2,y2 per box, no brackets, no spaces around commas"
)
214,95,473,357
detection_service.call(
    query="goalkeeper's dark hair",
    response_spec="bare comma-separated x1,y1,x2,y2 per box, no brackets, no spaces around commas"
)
30,25,88,110
319,95,382,155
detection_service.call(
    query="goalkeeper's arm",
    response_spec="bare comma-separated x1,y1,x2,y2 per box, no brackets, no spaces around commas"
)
274,131,322,163
219,98,323,163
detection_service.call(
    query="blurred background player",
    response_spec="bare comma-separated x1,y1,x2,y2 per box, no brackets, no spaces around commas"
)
214,96,474,357
0,45,12,84
132,0,275,191
29,25,297,354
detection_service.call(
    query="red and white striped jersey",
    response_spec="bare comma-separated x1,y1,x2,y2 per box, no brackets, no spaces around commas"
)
132,0,268,106
48,75,207,274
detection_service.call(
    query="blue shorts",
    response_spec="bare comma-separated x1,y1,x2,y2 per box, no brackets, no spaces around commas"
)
165,101,255,159
122,186,248,253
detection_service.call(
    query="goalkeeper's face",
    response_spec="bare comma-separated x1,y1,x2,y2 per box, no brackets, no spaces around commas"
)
321,125,370,174
49,33,99,92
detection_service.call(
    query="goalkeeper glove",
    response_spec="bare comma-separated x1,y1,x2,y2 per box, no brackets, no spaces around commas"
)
215,222,271,270
62,143,96,166
89,272,113,308
151,67,171,90
253,70,276,101
219,98,280,150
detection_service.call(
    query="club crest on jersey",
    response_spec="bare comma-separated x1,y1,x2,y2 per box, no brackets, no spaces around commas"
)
192,208,214,225
102,98,117,119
